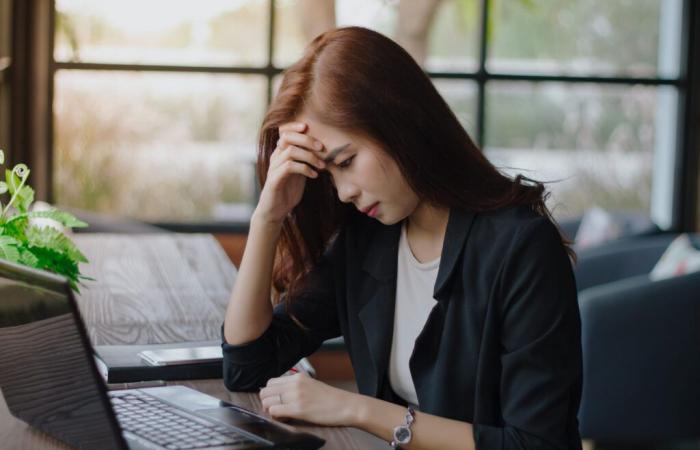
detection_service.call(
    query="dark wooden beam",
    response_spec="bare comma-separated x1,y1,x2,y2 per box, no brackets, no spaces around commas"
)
677,0,700,231
10,0,53,200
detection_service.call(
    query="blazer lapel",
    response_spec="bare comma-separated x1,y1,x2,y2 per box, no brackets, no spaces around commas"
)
357,221,401,397
433,208,476,300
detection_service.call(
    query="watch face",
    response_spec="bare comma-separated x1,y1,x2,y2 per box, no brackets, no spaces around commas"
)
395,426,412,443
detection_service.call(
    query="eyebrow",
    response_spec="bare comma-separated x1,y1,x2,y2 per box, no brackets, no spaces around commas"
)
322,143,352,164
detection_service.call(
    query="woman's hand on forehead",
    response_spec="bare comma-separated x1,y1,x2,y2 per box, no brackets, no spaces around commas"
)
277,122,324,153
278,121,350,170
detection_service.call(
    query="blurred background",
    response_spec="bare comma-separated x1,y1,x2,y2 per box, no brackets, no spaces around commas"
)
1,2,700,449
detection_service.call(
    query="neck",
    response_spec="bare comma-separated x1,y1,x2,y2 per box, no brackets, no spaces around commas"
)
406,202,449,241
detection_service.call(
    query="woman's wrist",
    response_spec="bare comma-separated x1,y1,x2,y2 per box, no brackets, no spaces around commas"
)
250,210,284,234
346,392,372,428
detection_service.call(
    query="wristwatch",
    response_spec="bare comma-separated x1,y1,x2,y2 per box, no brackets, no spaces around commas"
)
390,406,415,448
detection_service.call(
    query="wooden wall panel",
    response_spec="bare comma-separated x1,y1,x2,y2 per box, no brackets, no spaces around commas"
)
213,233,248,269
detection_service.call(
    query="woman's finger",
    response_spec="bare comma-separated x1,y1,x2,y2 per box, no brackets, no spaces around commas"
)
270,141,322,170
277,130,324,153
261,394,283,411
266,372,304,386
279,146,326,170
267,159,318,182
259,384,285,399
278,160,319,179
267,403,301,420
278,122,306,133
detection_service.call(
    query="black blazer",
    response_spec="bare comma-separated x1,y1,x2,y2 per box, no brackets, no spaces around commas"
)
222,205,583,450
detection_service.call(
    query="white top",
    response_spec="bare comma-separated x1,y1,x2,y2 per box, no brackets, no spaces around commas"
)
388,222,440,406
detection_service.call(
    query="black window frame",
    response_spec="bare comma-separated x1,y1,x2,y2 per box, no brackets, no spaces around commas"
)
22,0,699,233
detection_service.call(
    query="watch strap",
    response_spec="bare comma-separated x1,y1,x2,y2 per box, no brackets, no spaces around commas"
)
390,406,416,448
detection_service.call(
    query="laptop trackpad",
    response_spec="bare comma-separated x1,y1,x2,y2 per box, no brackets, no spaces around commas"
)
197,407,299,443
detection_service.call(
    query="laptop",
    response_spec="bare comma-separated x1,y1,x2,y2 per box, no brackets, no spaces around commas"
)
0,258,325,449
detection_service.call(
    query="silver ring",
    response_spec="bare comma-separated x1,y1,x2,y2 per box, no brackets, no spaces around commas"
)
278,394,283,405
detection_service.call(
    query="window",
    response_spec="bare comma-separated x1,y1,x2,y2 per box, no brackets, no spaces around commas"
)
483,0,683,229
52,0,690,230
53,0,271,225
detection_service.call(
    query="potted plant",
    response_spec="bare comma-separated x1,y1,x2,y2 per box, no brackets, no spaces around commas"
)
0,149,90,292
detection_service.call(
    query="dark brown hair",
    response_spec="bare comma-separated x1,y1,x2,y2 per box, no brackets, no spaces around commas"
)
258,26,574,304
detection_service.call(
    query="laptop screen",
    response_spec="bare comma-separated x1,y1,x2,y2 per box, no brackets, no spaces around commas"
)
0,260,125,449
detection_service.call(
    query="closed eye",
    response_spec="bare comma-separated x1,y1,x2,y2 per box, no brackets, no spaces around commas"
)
338,155,354,169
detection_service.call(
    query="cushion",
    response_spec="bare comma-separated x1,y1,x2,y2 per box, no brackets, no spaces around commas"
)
650,233,700,281
574,207,622,250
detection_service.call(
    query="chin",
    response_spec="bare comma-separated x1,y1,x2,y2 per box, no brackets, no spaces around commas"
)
380,210,410,226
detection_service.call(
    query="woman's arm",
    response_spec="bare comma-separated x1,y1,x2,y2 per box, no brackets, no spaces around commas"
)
222,121,341,391
475,217,582,449
223,213,280,345
354,395,475,450
260,373,475,450
224,120,327,346
222,221,343,392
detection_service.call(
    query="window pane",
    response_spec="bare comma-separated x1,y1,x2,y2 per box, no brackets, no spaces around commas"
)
433,79,478,137
55,0,269,67
484,82,677,221
274,0,479,72
53,70,266,223
487,0,682,78
425,0,479,72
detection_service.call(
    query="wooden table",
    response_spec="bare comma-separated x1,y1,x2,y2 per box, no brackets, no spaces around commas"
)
0,233,385,449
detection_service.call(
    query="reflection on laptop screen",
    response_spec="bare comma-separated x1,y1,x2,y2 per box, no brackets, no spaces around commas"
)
0,260,125,449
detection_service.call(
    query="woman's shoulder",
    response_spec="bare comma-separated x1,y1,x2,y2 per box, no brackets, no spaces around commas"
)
470,204,563,252
476,204,556,232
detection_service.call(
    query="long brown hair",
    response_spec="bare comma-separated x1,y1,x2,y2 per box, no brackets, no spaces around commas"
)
258,26,574,304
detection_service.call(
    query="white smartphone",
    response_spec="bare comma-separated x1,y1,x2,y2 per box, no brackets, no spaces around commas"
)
138,346,223,366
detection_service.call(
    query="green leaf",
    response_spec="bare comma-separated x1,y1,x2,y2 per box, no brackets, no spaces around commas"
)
25,244,80,287
5,169,19,195
25,225,88,263
0,236,21,262
2,215,28,241
23,209,88,228
15,185,34,214
17,247,39,267
0,181,7,195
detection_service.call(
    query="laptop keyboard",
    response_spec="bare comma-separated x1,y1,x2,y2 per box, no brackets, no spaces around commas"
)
110,390,259,449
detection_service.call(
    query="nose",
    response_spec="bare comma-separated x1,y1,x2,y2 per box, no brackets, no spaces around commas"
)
335,178,360,204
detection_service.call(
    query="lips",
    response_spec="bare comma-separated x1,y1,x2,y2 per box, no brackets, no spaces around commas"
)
361,202,379,216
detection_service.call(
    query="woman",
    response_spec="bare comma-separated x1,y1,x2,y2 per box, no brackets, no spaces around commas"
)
222,26,582,450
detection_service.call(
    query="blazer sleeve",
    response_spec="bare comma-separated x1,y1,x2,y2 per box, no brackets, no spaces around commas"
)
474,218,583,450
221,231,343,392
